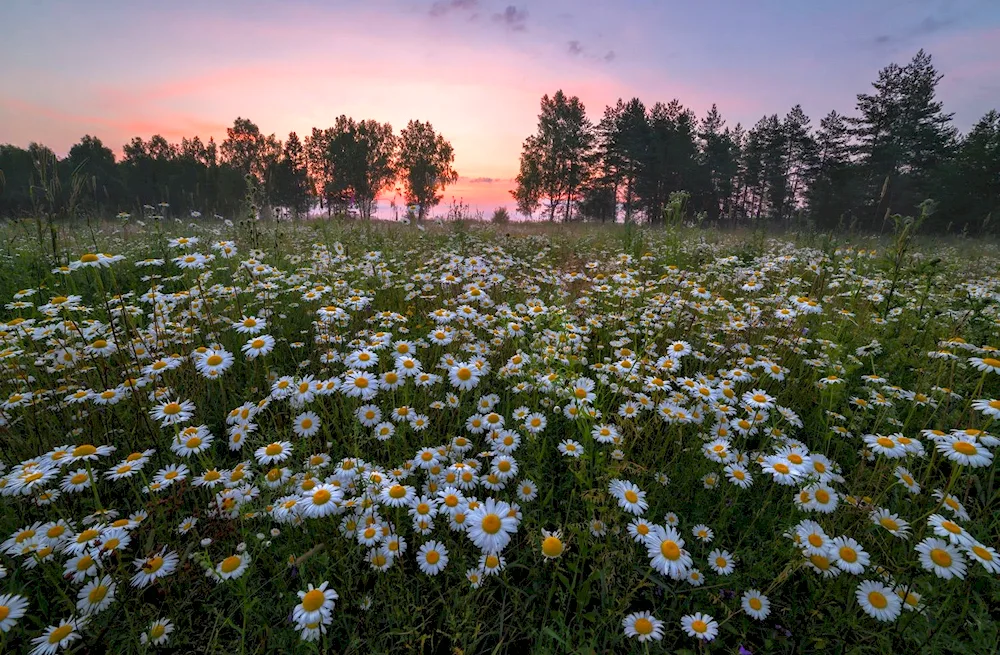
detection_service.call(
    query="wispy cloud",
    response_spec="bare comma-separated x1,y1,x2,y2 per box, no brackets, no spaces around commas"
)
492,6,528,32
871,13,958,47
429,0,477,18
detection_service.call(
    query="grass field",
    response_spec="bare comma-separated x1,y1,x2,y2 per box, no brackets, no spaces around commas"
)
0,214,998,654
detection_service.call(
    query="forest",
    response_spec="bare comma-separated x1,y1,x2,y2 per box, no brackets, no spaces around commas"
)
1,50,998,233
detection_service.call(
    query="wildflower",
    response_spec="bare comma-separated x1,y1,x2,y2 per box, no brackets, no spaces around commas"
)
140,619,174,647
855,580,901,622
680,612,718,641
416,540,448,575
622,611,664,642
915,537,967,580
741,589,771,620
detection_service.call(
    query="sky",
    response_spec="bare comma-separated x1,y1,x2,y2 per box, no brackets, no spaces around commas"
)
1,0,999,213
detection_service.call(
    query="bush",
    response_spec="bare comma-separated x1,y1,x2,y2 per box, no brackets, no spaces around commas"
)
491,206,511,224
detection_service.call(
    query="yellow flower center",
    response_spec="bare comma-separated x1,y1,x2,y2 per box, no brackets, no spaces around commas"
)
220,556,242,573
972,545,993,561
312,489,331,505
868,591,888,609
930,548,952,567
952,441,977,456
542,536,563,557
660,540,680,561
49,624,73,643
301,589,326,612
73,444,97,457
88,585,108,603
481,514,501,534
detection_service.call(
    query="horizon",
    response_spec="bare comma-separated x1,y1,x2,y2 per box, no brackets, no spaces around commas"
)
2,0,999,213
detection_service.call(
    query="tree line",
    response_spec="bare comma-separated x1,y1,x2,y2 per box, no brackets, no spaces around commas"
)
0,117,458,221
513,50,1000,233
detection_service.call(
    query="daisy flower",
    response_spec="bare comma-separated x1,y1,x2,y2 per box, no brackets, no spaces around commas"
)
212,553,251,582
680,612,718,641
741,589,771,620
416,540,449,575
855,580,901,622
540,529,565,559
131,549,180,588
829,536,869,575
645,525,692,579
966,542,1000,574
140,618,174,646
915,537,967,579
300,484,343,519
30,617,83,654
0,592,29,632
557,439,583,458
242,335,276,359
609,479,648,515
76,574,116,615
935,435,993,468
150,398,195,426
927,514,972,545
968,356,1000,374
622,611,664,642
708,549,736,575
466,497,518,554
870,509,910,539
293,412,321,438
293,581,338,627
255,441,293,465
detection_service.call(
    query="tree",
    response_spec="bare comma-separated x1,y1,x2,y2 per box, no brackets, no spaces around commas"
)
511,135,542,218
697,105,739,222
779,105,818,223
848,50,956,227
0,144,36,215
596,98,648,222
325,117,397,219
66,135,119,210
220,117,281,190
272,132,312,216
397,120,458,221
636,100,699,223
513,91,594,221
938,110,1000,233
807,111,856,228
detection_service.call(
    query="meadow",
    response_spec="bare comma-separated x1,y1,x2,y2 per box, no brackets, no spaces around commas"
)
0,212,998,654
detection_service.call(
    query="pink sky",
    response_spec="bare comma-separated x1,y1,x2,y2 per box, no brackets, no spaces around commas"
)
2,1,998,214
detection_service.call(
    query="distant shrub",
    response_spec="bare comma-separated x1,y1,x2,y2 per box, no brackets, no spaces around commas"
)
491,207,511,224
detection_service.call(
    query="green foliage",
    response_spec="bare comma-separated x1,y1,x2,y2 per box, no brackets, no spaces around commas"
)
0,219,997,654
397,120,459,221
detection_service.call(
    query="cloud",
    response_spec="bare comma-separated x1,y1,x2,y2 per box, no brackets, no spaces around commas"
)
429,0,478,18
567,40,583,56
604,50,616,62
871,12,958,47
466,176,497,184
492,6,528,32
